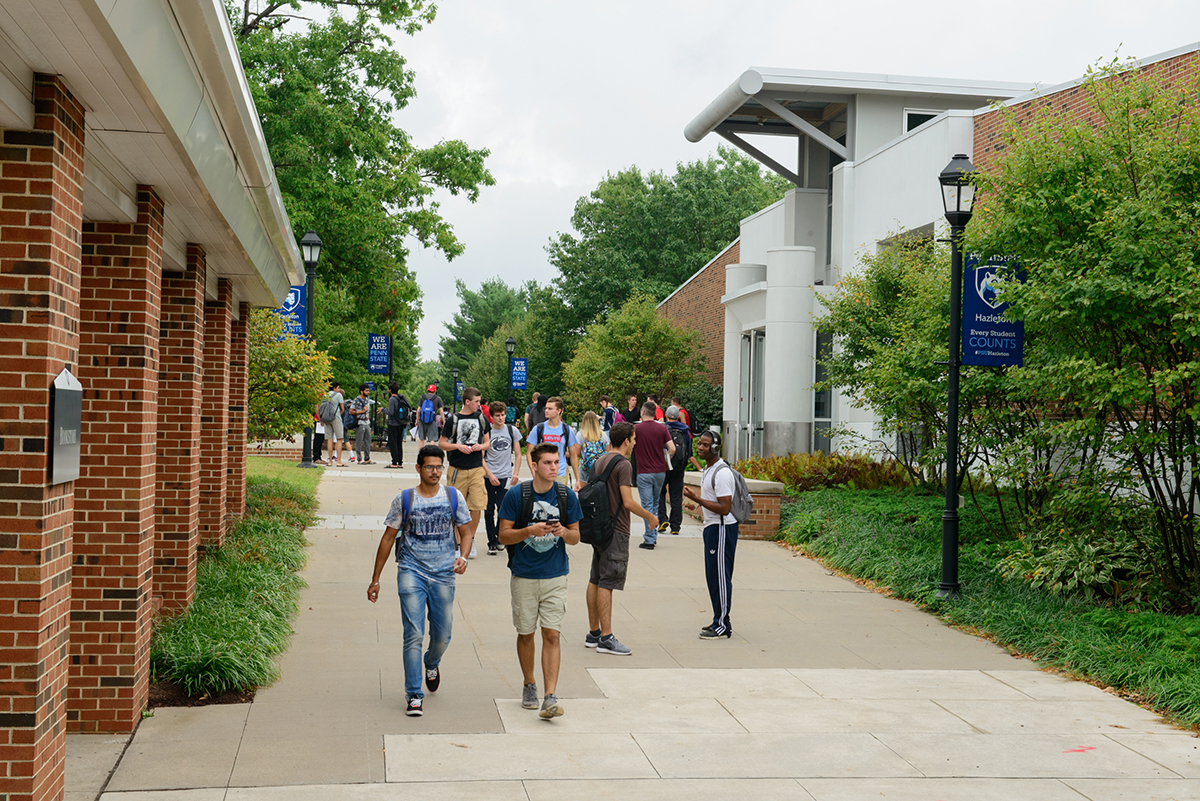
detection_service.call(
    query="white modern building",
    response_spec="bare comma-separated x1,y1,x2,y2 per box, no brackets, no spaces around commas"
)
683,67,1031,460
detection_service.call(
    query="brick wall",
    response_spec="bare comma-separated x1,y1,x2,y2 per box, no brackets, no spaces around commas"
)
656,239,738,386
0,74,85,801
199,279,232,546
680,472,782,540
70,187,164,733
974,50,1200,174
154,244,206,610
226,302,250,519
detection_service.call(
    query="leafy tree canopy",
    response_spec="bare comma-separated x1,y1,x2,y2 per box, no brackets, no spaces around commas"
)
438,278,529,375
247,310,334,442
562,294,705,419
547,146,790,331
230,0,494,392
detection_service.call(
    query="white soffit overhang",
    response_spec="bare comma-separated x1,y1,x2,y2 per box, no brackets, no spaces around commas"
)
0,0,301,308
684,67,1032,145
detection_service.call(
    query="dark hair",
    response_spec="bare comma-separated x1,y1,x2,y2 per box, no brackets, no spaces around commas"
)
530,442,559,464
462,386,481,402
416,444,445,467
701,429,721,447
648,394,658,403
489,400,506,416
359,383,370,392
609,421,635,448
641,401,657,418
330,381,340,389
671,397,682,406
389,381,399,393
599,394,610,404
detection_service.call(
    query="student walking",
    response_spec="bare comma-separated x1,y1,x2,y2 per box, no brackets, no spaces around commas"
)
386,383,411,468
367,445,473,716
598,395,617,432
525,397,580,487
349,383,375,464
576,410,609,485
682,431,738,639
483,401,521,556
633,401,675,549
416,384,444,451
438,387,491,559
659,405,701,536
498,443,583,719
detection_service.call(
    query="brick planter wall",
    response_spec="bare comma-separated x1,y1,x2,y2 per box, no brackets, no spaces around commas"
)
681,471,783,540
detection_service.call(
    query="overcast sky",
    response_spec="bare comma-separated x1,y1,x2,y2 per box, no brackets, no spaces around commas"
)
394,0,1200,360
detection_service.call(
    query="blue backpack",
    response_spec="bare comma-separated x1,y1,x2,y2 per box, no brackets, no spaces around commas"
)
419,397,436,424
394,487,459,559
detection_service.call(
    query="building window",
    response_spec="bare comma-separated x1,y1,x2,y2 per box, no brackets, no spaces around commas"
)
905,109,942,133
813,330,833,452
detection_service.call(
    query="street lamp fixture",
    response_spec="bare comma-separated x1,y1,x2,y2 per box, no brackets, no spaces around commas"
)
936,154,975,598
452,367,460,404
297,230,323,469
505,336,517,413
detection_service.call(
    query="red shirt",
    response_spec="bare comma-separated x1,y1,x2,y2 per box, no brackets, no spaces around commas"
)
633,419,672,473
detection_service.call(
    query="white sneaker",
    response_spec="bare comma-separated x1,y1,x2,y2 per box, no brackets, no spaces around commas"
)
469,545,477,559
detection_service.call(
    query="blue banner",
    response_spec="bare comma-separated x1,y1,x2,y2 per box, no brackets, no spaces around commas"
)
962,255,1024,367
455,381,464,403
511,357,528,390
275,284,307,338
367,333,391,374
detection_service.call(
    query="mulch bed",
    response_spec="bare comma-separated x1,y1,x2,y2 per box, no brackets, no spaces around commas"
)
148,681,255,709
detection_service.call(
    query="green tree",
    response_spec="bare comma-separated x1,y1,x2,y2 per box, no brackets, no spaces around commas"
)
547,146,790,330
231,0,493,387
406,359,450,404
562,295,705,419
971,60,1200,600
438,278,527,375
247,310,334,443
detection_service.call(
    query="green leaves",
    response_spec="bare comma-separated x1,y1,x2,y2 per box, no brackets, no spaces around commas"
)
247,310,334,443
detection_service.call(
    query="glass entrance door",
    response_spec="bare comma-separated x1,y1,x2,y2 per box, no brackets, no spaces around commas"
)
751,330,765,457
737,334,751,461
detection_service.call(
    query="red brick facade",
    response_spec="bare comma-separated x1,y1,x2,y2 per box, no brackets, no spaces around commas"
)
154,245,206,611
0,74,85,801
70,188,164,733
200,279,232,546
656,239,738,386
974,50,1200,174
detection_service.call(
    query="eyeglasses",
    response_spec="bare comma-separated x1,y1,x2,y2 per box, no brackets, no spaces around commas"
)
420,465,444,473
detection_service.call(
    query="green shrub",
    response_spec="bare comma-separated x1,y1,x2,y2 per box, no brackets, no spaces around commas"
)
150,478,312,696
735,451,910,492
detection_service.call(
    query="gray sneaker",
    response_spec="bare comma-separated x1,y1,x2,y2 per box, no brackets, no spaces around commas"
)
539,693,563,719
522,682,539,709
596,634,632,655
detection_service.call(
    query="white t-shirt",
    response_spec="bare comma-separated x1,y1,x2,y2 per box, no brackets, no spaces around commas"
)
700,459,738,526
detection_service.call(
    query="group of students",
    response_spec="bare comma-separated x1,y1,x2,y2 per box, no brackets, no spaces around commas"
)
366,386,741,719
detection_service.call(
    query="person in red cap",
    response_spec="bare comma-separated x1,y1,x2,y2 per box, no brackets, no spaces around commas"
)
416,384,445,453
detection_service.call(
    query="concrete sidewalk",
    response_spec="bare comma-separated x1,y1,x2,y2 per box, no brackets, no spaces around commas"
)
73,464,1200,800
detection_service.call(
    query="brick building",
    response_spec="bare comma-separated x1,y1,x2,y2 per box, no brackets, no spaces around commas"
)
655,239,738,385
0,3,301,799
675,44,1200,462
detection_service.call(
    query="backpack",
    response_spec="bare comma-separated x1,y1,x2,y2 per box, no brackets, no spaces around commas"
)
709,462,754,525
507,480,570,569
317,397,338,424
394,487,459,560
419,397,436,424
343,407,357,430
580,439,606,473
577,454,624,548
535,422,575,448
667,426,691,474
686,408,703,438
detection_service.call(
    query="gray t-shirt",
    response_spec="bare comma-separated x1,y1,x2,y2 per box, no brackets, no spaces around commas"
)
484,423,520,478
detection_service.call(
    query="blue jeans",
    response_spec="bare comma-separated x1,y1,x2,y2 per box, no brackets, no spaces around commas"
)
398,568,455,699
637,472,666,544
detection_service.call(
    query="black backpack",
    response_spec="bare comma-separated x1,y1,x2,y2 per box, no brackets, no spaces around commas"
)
577,454,624,548
667,426,691,474
507,480,570,569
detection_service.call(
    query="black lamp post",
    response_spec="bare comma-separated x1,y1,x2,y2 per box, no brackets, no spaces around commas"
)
937,154,975,598
505,336,517,411
452,367,460,405
297,230,323,469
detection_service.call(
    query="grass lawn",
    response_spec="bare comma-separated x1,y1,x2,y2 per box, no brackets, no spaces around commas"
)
247,455,323,494
781,488,1200,731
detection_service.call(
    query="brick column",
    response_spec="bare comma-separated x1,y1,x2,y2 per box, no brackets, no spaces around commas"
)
154,245,206,610
226,302,250,519
0,74,84,801
199,279,232,546
69,186,163,734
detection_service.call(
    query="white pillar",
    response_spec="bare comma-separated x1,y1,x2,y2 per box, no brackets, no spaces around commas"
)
763,246,817,456
723,262,765,451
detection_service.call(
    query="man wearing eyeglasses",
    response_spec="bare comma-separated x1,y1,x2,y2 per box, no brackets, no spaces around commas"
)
368,445,473,718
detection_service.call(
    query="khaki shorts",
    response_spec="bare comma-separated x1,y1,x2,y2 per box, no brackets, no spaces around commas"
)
447,466,487,510
588,532,630,591
329,416,344,439
510,574,568,635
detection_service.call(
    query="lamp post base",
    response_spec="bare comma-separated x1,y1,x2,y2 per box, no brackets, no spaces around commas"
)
297,426,318,468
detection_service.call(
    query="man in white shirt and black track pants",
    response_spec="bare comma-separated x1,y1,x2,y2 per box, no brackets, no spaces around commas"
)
682,430,737,639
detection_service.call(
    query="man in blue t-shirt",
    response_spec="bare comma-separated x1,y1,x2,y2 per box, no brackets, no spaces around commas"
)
368,445,473,718
525,396,580,486
499,442,583,720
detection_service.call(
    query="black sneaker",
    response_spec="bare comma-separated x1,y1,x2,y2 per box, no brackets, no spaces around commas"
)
425,666,440,693
638,542,654,550
406,696,423,716
585,630,601,648
699,627,731,639
487,546,498,555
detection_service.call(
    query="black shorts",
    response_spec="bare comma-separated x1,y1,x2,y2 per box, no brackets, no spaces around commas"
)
588,532,630,591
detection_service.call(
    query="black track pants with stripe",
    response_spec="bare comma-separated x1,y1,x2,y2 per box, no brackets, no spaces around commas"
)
703,521,738,634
